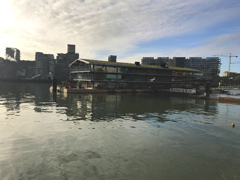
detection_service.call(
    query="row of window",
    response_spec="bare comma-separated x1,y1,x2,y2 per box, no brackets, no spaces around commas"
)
78,82,196,89
73,72,194,82
93,65,173,75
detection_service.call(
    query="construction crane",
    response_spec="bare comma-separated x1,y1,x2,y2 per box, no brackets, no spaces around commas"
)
213,53,238,72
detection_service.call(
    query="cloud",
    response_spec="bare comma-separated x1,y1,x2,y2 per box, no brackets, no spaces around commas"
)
121,33,240,58
5,54,16,61
0,0,240,60
172,33,240,57
118,33,240,74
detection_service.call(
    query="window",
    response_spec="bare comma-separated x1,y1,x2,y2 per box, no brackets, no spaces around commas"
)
106,74,122,80
106,66,117,73
95,65,105,72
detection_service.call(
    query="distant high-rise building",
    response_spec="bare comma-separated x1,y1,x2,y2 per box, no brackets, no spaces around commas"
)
55,44,79,81
142,57,170,66
67,44,76,54
17,60,35,79
141,57,155,65
156,57,169,65
57,44,79,64
5,47,20,62
185,57,220,77
142,56,221,78
172,57,186,68
0,60,17,79
108,55,117,62
35,52,55,79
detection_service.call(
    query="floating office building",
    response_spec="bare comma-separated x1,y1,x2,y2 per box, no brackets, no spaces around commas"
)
68,56,202,94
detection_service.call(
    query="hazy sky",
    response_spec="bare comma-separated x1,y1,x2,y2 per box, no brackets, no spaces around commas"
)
0,0,240,74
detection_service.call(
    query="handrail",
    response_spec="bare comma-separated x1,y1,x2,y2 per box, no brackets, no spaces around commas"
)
212,86,240,90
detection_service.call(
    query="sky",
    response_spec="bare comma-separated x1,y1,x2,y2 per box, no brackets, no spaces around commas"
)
0,0,240,75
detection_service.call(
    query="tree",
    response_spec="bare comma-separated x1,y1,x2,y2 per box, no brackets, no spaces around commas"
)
234,75,240,84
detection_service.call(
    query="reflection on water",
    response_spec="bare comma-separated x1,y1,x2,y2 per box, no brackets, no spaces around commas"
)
0,82,240,180
60,94,219,124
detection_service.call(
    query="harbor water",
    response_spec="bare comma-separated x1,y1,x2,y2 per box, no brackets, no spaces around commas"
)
0,82,240,180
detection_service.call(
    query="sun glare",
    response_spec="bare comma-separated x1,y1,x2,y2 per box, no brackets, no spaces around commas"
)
0,1,15,27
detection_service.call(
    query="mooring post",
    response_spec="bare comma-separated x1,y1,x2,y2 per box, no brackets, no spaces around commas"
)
205,82,210,98
53,78,57,93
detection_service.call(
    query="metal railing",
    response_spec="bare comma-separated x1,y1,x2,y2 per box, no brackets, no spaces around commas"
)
212,86,240,90
70,67,91,72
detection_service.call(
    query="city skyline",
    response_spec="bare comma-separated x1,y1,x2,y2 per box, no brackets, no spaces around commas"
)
0,0,240,74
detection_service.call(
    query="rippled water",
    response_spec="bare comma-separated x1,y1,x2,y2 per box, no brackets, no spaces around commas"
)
227,89,240,96
0,82,240,180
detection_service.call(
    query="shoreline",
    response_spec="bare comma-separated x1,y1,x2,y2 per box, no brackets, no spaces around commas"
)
1,81,240,103
50,85,240,103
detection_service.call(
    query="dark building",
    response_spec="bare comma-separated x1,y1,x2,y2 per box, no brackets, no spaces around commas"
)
1,53,35,80
68,44,76,54
142,57,157,65
6,47,20,62
17,61,35,79
141,57,170,68
55,44,79,81
0,60,18,80
0,56,4,62
185,57,220,78
157,57,169,66
142,57,185,67
57,44,79,64
173,57,186,68
108,55,117,62
35,52,55,80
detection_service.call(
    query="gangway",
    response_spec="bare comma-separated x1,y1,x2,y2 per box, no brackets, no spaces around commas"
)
31,74,41,79
212,85,240,91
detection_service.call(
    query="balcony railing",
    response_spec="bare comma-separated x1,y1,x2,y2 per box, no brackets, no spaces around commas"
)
70,67,91,72
73,78,92,81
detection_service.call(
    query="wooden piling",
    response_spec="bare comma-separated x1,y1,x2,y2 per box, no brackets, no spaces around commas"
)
53,78,57,93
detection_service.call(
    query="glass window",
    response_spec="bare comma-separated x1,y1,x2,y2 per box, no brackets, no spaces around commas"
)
119,67,127,73
106,74,122,80
106,66,117,73
77,74,82,79
95,65,105,72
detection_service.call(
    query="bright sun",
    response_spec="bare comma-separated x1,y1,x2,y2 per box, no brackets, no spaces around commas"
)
0,1,15,28
0,0,16,57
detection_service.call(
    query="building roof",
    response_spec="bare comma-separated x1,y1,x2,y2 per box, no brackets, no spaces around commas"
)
69,59,199,72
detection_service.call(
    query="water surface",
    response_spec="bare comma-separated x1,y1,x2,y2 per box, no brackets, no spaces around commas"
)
0,82,240,180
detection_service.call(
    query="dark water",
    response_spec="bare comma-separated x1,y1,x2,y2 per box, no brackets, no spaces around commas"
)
0,82,240,180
